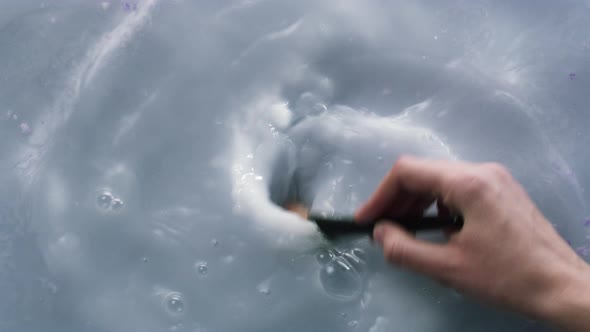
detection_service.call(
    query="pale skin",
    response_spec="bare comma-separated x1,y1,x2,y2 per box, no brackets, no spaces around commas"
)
355,156,590,332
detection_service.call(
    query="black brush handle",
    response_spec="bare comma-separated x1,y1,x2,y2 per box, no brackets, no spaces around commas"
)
308,215,464,238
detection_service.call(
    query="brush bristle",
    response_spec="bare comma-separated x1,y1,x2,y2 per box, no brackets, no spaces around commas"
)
285,202,310,219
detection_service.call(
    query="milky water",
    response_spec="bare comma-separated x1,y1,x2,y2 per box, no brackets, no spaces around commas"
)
0,0,589,331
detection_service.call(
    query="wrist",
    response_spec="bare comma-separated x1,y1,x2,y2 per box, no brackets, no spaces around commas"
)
538,259,590,332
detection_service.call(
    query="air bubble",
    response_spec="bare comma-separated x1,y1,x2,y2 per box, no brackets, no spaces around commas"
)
165,293,185,315
315,249,335,266
257,286,271,296
331,248,344,257
319,257,362,301
314,103,328,112
170,323,184,331
111,198,124,210
343,252,360,264
343,252,364,273
257,279,271,296
192,323,206,332
344,248,368,274
347,320,359,329
222,255,235,264
97,191,113,209
195,261,208,276
369,317,390,332
211,238,219,247
350,248,366,261
19,122,32,135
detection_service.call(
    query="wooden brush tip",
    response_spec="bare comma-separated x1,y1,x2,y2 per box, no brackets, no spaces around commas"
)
284,202,310,219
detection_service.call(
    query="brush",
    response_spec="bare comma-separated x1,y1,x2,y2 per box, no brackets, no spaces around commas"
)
285,203,464,239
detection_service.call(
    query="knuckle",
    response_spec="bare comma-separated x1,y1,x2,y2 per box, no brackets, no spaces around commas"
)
435,251,464,281
383,237,406,265
444,251,464,275
394,155,411,169
483,163,512,181
454,173,490,200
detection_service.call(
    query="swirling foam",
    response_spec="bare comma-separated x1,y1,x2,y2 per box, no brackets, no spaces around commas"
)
230,93,455,247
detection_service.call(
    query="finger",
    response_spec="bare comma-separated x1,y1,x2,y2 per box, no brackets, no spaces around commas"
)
355,170,403,223
356,156,460,222
437,199,450,217
370,190,435,226
383,191,422,217
443,228,459,240
400,196,437,217
437,200,458,239
373,221,460,278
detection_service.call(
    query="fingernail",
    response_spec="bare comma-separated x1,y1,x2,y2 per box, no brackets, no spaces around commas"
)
373,223,387,245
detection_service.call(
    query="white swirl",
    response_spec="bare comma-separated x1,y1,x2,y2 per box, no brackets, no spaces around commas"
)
230,93,455,248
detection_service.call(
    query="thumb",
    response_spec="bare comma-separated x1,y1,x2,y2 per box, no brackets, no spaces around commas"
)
373,221,459,279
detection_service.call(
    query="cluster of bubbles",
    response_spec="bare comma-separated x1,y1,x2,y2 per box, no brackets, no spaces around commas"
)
316,247,367,301
169,323,207,332
347,320,359,329
256,283,271,296
4,110,32,136
96,190,124,212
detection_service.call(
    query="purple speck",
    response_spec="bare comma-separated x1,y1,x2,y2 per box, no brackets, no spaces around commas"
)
577,245,590,257
123,2,138,11
569,72,576,80
19,122,32,135
584,218,590,227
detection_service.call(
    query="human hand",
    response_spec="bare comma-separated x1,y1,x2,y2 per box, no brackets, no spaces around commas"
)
356,156,590,331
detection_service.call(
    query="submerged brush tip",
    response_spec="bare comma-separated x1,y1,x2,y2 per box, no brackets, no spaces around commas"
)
285,202,310,220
